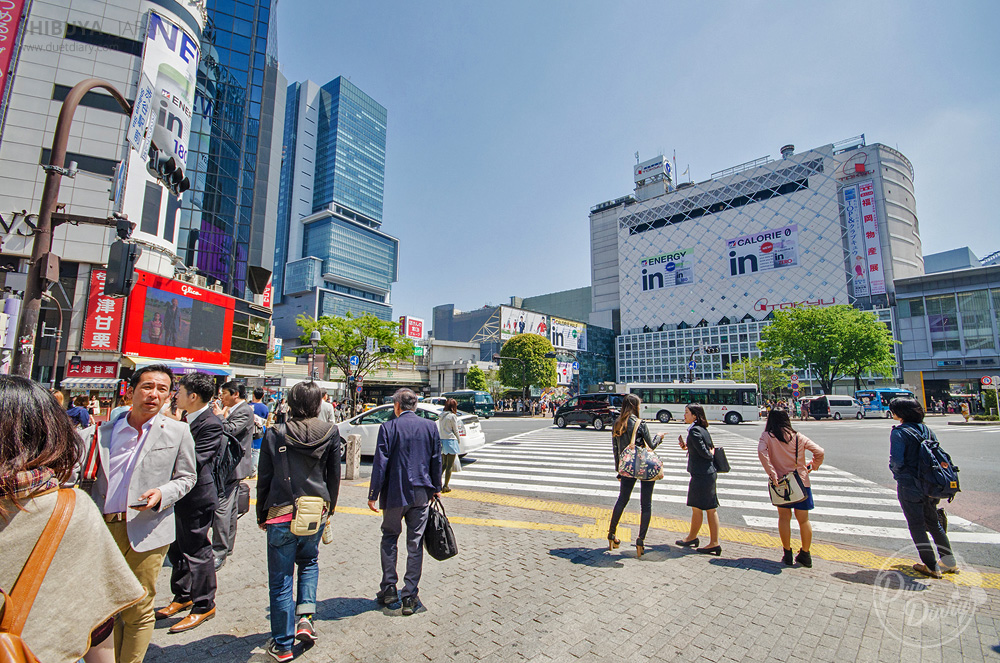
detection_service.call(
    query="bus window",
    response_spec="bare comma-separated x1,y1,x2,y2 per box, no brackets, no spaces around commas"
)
739,390,756,406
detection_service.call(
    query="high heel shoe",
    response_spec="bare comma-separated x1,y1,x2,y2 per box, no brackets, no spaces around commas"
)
675,538,699,548
635,539,645,558
696,545,722,556
607,536,620,550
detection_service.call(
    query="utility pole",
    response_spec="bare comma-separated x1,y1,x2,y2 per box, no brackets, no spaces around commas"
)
13,79,132,378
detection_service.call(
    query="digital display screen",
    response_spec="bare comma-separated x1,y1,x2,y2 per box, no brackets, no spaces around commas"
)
141,286,226,353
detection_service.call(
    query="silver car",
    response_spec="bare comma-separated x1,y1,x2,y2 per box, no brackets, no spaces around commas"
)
337,403,486,456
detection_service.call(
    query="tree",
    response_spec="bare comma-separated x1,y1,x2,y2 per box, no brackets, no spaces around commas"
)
497,333,557,400
759,305,897,395
483,368,508,402
296,313,414,414
466,365,487,391
723,357,791,398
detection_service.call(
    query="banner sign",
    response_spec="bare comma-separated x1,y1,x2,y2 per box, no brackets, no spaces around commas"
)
557,361,574,385
726,224,799,277
842,184,870,297
66,360,118,377
857,180,886,295
500,306,547,339
550,317,587,352
398,316,424,339
0,0,27,113
81,270,125,352
640,248,694,292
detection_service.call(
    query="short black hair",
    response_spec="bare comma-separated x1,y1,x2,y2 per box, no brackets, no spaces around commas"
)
393,388,418,411
889,397,924,424
253,387,264,400
288,381,322,419
178,372,216,404
130,364,175,390
220,380,241,397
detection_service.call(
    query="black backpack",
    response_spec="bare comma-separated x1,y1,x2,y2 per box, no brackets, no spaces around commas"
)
914,428,960,502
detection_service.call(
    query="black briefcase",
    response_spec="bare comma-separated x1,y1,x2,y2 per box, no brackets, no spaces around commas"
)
236,481,251,518
423,497,458,561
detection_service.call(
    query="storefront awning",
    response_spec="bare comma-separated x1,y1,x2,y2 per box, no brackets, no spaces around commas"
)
123,357,233,376
60,377,119,391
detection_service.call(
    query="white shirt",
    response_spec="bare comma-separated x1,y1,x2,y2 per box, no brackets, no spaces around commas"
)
105,414,154,514
186,403,210,424
319,400,335,423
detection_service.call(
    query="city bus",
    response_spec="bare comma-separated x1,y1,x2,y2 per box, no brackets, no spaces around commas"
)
626,381,760,425
854,388,915,418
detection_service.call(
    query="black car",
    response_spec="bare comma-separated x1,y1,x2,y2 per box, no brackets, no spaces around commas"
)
553,393,624,431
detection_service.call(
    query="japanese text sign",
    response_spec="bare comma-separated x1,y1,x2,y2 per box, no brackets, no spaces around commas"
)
81,270,124,351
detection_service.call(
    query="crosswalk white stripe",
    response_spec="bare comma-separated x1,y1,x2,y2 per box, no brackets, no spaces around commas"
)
741,516,1000,544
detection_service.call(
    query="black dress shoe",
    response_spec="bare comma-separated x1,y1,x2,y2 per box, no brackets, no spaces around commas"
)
401,596,419,616
214,556,226,571
696,545,722,556
675,538,699,548
375,585,399,606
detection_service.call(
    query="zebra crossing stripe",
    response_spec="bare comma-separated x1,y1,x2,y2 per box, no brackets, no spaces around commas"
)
741,515,1000,544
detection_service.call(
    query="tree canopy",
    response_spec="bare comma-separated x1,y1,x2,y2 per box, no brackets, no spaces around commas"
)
497,333,557,398
465,365,488,391
723,357,791,398
758,305,897,394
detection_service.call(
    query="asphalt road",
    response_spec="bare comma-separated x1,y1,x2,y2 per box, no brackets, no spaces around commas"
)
479,415,553,443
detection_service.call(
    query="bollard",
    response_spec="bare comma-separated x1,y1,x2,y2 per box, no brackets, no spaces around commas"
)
344,433,362,480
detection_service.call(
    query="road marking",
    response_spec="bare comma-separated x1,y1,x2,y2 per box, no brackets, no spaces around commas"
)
742,515,1000,544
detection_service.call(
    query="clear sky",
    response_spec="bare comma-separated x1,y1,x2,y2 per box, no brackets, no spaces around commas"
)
276,0,1000,326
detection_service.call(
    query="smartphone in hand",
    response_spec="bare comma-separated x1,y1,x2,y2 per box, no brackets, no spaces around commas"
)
129,498,148,509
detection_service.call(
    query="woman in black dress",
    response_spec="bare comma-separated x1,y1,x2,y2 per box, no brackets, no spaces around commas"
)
676,403,722,556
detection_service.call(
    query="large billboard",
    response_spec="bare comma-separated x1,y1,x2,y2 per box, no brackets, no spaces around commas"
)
81,270,125,352
857,180,886,295
842,184,870,297
550,317,587,352
121,270,235,365
500,306,548,339
640,248,695,291
726,224,799,277
398,316,424,340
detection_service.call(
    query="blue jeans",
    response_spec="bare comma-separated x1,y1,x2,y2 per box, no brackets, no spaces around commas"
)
266,522,323,649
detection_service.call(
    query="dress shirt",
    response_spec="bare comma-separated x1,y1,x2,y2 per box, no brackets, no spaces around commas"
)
105,415,154,514
186,403,211,425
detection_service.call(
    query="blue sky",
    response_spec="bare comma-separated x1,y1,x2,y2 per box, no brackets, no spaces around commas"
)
277,1,1000,325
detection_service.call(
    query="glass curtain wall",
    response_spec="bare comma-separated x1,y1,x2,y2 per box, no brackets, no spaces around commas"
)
957,290,995,351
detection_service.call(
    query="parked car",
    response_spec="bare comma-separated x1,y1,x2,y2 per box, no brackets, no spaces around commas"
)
808,395,865,420
553,393,624,431
337,403,486,456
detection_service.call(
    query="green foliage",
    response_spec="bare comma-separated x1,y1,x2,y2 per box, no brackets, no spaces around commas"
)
465,365,488,391
759,305,897,394
723,357,791,397
972,414,999,421
483,368,509,402
497,333,557,398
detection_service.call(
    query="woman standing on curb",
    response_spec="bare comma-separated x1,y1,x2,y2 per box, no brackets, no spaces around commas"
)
757,408,824,568
608,393,661,558
889,397,957,579
437,398,462,493
676,403,722,556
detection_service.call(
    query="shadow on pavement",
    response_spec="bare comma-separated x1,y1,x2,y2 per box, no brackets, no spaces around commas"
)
146,631,269,662
549,547,626,568
708,556,785,576
831,567,929,591
316,596,382,621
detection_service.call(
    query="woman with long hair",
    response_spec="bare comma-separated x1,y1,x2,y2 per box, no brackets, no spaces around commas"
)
757,408,825,567
437,398,462,492
676,403,722,555
0,375,144,663
608,393,662,557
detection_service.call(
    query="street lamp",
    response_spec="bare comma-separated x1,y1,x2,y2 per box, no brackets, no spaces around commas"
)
310,330,321,381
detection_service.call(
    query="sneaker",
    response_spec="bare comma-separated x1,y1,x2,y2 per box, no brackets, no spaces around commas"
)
295,616,316,644
375,585,399,606
795,550,812,568
401,596,419,616
265,639,293,662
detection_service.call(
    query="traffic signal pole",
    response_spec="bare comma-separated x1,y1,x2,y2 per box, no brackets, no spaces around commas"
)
13,79,132,379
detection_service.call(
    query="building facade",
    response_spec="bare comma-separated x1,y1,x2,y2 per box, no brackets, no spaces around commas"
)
590,137,921,386
272,76,396,343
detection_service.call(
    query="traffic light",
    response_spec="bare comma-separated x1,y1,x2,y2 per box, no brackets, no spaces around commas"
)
704,346,721,354
113,213,134,240
105,239,142,297
146,143,190,196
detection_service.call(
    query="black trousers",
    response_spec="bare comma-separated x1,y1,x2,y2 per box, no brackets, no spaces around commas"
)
609,477,655,543
169,497,218,613
897,486,954,571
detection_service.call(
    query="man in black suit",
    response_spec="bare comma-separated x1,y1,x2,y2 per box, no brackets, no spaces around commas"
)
211,380,254,568
156,372,224,632
368,388,442,615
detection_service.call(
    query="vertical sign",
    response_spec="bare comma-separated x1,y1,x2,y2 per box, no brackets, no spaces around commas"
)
261,277,273,309
858,180,886,295
0,0,26,115
81,270,125,351
842,184,869,297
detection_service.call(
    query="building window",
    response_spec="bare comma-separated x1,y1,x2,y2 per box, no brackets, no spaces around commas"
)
925,294,960,353
957,291,994,351
898,297,924,319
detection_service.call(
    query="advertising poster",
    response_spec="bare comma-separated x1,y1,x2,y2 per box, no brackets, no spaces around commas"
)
725,224,799,277
550,317,587,351
857,181,886,295
398,316,424,339
81,270,125,352
500,306,548,339
0,0,27,115
639,248,694,292
842,184,870,297
557,361,575,385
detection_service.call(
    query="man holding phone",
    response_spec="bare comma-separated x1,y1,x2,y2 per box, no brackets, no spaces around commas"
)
78,364,196,663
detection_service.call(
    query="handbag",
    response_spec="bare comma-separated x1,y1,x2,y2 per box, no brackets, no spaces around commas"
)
712,446,731,473
1,489,75,663
423,496,458,561
768,434,806,506
618,418,664,481
236,481,251,519
275,425,327,536
78,426,101,492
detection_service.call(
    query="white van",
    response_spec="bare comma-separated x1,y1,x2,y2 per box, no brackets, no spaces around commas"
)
808,395,865,420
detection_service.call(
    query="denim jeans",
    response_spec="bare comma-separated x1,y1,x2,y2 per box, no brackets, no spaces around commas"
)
266,522,323,649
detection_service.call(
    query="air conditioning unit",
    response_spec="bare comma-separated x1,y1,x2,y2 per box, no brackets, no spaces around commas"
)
192,274,207,287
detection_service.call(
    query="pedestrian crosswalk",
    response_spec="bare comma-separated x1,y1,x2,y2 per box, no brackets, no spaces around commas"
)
451,425,1000,547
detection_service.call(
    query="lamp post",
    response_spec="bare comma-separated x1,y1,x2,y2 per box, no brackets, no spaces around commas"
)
309,330,321,381
40,290,63,389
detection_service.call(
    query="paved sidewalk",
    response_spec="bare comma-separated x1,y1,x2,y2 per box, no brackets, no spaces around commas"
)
146,481,1000,662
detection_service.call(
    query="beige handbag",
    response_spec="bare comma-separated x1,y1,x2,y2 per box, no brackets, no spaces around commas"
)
290,496,326,536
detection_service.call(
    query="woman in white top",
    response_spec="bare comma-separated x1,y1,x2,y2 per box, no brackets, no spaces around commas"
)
437,398,462,493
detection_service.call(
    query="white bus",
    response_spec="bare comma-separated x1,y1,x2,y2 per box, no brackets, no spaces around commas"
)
627,381,760,425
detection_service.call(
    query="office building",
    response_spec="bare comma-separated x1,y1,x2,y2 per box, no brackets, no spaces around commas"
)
272,77,397,342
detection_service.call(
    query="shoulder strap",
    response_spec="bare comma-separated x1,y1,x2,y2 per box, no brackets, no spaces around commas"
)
1,489,76,635
81,424,101,482
629,417,640,447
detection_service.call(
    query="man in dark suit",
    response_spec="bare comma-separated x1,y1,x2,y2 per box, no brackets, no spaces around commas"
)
156,372,224,632
211,380,254,569
368,388,442,615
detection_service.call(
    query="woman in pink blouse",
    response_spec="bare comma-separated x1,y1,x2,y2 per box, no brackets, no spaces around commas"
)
757,408,824,568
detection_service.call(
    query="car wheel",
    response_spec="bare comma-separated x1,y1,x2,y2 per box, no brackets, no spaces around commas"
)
724,412,742,425
856,411,864,419
885,410,892,419
556,416,567,429
833,412,842,420
593,417,606,431
656,410,671,423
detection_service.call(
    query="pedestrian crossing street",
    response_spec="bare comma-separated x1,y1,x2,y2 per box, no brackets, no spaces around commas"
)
450,425,1000,547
